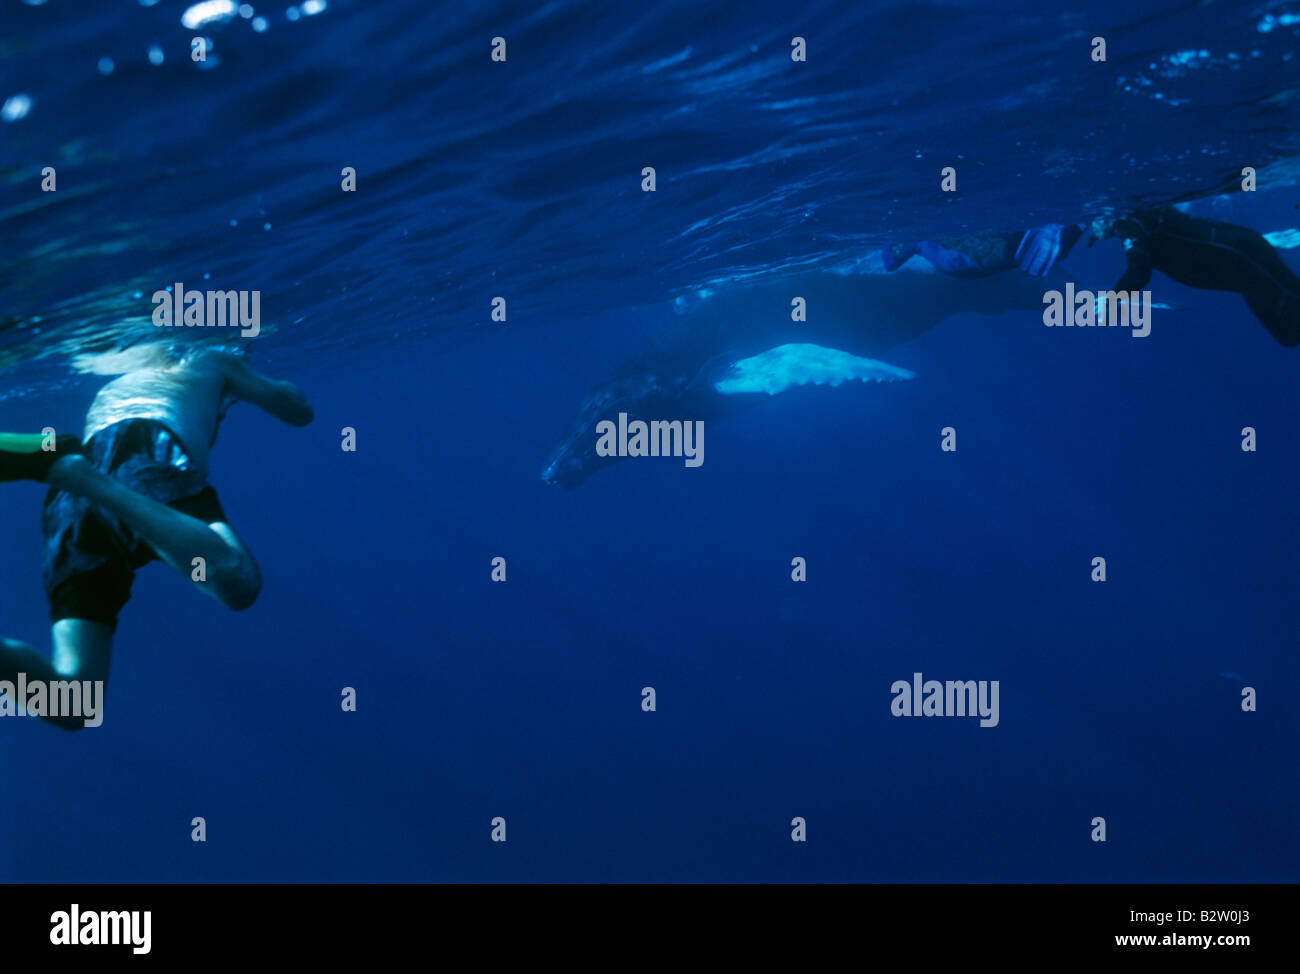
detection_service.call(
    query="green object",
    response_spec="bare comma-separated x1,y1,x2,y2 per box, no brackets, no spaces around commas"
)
0,432,84,482
0,432,50,453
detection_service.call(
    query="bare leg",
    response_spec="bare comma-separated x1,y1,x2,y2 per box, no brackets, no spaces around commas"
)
46,454,261,610
0,620,113,731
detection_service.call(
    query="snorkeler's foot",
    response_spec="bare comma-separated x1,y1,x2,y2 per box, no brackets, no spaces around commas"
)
0,433,86,483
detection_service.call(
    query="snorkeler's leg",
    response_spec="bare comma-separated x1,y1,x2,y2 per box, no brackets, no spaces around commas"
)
0,621,113,731
1149,217,1299,344
45,455,261,611
1241,288,1300,347
1204,225,1300,346
1239,235,1300,346
0,433,84,483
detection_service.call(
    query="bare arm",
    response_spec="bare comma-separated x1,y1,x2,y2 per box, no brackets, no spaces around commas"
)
212,351,314,427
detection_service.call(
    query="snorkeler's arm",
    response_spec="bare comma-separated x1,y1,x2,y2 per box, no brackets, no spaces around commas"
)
1112,235,1154,293
212,352,314,427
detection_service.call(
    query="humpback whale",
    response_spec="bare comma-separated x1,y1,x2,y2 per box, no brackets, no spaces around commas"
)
542,257,1063,488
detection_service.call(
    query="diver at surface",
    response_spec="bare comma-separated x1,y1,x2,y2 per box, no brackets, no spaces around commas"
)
1088,206,1300,347
0,342,313,730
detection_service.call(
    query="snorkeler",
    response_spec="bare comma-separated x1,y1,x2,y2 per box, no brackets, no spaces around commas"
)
1088,207,1300,347
881,224,1085,278
0,342,312,729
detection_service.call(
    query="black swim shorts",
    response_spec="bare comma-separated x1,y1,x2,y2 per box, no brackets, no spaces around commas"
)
42,418,227,628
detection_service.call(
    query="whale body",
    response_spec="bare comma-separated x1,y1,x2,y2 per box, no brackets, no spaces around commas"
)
542,259,1064,489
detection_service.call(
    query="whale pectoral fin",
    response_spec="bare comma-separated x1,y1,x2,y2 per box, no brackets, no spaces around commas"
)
712,343,915,396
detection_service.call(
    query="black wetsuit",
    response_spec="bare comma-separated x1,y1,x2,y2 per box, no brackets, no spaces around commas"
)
1111,207,1300,347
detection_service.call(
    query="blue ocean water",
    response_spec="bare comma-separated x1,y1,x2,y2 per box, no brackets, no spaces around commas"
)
1,0,1298,881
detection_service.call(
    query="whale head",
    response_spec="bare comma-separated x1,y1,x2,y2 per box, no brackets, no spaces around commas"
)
541,367,696,489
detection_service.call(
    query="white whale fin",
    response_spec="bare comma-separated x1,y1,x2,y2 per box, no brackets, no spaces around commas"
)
713,343,915,396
